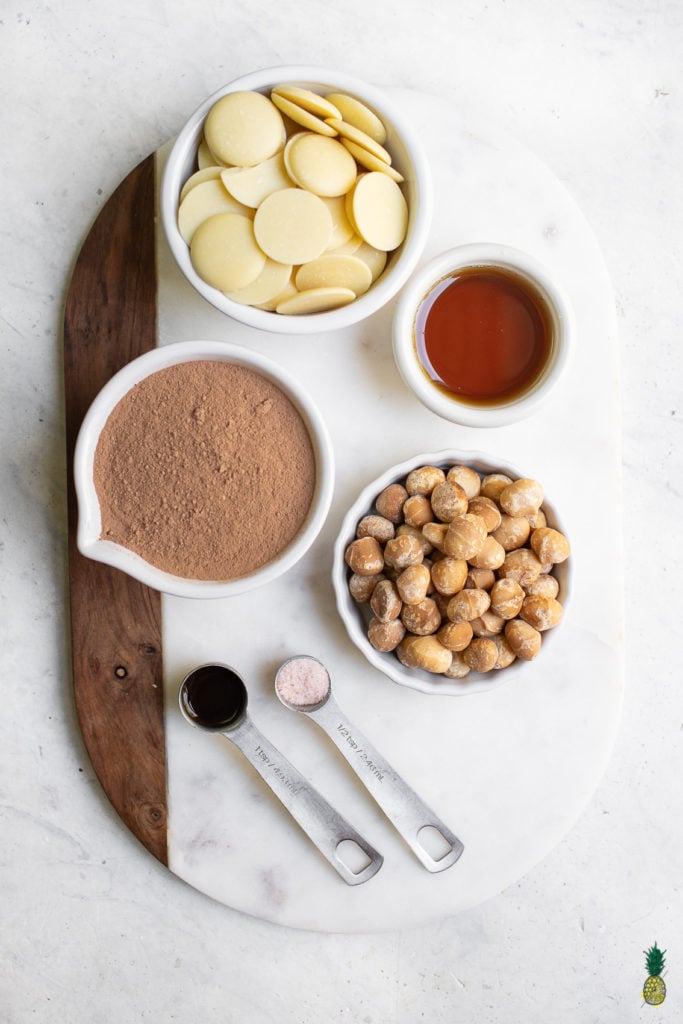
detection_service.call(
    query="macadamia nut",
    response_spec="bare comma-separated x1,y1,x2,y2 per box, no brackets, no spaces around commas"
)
348,571,384,603
525,574,560,599
519,594,563,631
491,633,516,669
403,494,433,528
345,536,384,575
405,465,445,495
375,483,408,523
446,465,481,499
430,481,468,522
490,578,525,619
436,620,473,651
368,616,405,652
384,533,424,570
499,548,543,587
397,635,452,674
530,527,571,564
465,567,496,591
463,638,498,673
526,508,547,529
396,563,431,605
468,535,506,570
443,651,471,679
401,597,441,635
499,478,544,517
480,473,512,500
370,579,402,622
396,523,433,556
471,610,506,637
492,515,531,552
467,495,502,532
431,557,468,596
505,619,542,660
447,588,490,623
356,514,395,543
422,521,448,552
444,513,487,560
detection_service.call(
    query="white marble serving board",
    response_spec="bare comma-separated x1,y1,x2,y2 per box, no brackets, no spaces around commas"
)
156,88,622,932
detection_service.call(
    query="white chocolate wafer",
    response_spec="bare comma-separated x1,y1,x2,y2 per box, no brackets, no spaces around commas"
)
354,240,388,281
276,286,356,315
190,213,266,291
270,93,338,136
253,278,298,311
271,85,341,120
347,172,408,251
283,132,309,180
225,258,293,305
204,91,286,167
341,138,404,182
325,118,392,164
286,133,357,197
220,152,293,208
321,195,356,250
344,188,360,236
295,254,373,296
254,188,332,264
177,179,252,244
324,92,387,144
197,138,226,170
180,166,224,202
328,232,364,255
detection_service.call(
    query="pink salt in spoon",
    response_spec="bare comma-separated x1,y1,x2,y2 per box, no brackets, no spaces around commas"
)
274,656,465,872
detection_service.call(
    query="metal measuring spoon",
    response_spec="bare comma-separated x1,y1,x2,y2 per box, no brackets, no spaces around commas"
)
178,664,383,886
274,656,465,872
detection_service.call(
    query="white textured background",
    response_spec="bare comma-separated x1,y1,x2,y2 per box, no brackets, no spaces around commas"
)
2,1,681,1020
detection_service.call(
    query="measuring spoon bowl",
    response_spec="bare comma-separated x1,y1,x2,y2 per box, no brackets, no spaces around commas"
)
178,664,383,886
275,656,465,872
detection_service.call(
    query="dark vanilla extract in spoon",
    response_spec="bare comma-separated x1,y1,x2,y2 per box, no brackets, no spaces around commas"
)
179,663,247,730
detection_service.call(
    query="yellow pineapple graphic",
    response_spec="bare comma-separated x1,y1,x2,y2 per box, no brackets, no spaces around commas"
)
642,942,666,1005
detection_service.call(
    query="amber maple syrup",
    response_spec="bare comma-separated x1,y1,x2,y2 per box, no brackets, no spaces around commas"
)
414,266,553,406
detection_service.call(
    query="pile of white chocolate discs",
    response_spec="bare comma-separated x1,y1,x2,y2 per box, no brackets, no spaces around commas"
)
176,84,410,315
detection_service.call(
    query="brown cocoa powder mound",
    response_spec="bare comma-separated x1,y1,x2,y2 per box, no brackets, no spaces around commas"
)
93,360,317,581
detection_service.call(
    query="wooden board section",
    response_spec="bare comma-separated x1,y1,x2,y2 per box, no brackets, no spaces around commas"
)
64,154,167,864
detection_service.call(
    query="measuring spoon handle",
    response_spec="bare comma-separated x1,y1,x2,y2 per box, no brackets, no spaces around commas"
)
226,716,383,886
309,697,464,872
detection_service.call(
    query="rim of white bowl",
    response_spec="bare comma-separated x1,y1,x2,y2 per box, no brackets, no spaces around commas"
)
392,243,575,427
332,449,572,696
160,64,433,335
74,340,335,599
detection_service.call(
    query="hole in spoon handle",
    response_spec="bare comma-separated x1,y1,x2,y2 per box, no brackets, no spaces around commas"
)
415,824,465,872
335,837,384,886
227,717,383,886
310,699,464,872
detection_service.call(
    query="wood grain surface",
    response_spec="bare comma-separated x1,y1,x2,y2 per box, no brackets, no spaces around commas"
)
64,153,167,865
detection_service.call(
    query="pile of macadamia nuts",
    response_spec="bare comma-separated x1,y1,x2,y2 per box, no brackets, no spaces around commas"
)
343,464,570,680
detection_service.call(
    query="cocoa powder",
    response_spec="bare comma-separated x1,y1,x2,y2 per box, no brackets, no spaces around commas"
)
94,359,316,581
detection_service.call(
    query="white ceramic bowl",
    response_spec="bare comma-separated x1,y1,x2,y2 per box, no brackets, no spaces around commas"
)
161,65,433,334
332,450,571,696
392,243,575,427
74,340,334,599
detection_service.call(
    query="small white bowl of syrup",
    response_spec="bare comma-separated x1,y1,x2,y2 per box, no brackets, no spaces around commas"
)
392,243,575,427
